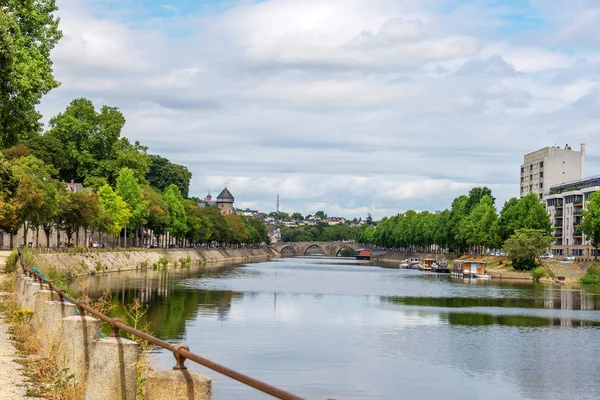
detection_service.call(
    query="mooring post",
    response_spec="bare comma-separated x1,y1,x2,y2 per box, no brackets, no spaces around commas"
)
37,300,77,357
85,330,139,400
58,315,100,385
145,344,212,400
31,290,59,333
21,279,42,311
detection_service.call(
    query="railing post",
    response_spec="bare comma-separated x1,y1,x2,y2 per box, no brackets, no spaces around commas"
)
85,320,138,400
37,300,77,357
58,314,100,385
144,344,212,400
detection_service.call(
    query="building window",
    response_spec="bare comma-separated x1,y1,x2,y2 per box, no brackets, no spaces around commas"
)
540,171,543,178
540,182,543,188
540,161,543,168
521,167,524,173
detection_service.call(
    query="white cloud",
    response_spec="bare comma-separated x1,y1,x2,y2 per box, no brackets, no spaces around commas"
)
39,0,600,219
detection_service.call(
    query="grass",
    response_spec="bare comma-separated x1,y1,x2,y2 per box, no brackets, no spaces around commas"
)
0,272,84,399
581,264,600,285
531,267,547,282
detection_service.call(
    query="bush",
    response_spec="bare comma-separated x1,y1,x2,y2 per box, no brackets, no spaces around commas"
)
339,247,356,257
158,256,169,268
510,257,537,271
5,250,18,272
581,264,600,285
531,267,547,282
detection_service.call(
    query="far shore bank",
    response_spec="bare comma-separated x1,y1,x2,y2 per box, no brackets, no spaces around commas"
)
33,247,280,277
375,251,587,283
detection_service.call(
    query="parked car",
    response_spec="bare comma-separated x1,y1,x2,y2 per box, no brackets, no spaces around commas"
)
564,255,575,261
540,253,554,260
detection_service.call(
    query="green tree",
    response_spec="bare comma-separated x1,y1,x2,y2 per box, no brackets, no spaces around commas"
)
143,186,170,247
291,212,304,221
97,184,131,245
315,210,327,219
248,217,270,244
163,184,188,244
502,228,554,271
0,0,62,148
463,195,498,250
580,191,600,260
146,155,192,198
116,168,148,247
184,199,209,245
57,190,101,245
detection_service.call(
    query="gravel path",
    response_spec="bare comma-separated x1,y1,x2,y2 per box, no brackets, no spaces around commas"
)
0,252,27,399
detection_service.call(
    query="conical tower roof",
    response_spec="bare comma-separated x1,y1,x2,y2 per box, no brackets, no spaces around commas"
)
217,187,234,201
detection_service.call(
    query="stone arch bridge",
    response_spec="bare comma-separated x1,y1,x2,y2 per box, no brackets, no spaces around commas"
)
273,242,359,257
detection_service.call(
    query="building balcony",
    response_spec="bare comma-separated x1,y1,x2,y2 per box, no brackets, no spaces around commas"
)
573,231,583,238
555,214,563,218
574,203,583,208
555,205,563,209
554,221,563,227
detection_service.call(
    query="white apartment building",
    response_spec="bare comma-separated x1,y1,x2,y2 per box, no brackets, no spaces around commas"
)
545,176,600,259
520,144,585,199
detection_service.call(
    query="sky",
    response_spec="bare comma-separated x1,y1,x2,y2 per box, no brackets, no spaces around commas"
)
39,0,600,219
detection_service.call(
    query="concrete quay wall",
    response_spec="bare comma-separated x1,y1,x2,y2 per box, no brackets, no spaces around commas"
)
33,247,280,277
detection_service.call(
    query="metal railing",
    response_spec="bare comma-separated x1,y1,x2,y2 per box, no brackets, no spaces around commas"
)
16,250,305,400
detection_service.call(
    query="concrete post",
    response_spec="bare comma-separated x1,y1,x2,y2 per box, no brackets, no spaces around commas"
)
22,280,42,311
31,290,58,333
145,370,212,400
37,301,77,357
16,276,32,308
58,315,100,385
85,337,139,400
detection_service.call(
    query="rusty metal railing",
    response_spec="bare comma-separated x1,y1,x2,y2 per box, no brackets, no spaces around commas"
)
16,249,305,400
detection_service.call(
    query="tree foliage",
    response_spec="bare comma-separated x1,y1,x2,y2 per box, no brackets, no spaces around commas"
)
0,0,62,148
502,228,554,271
581,191,600,259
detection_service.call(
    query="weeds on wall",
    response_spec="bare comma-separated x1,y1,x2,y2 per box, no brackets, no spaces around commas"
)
0,272,83,399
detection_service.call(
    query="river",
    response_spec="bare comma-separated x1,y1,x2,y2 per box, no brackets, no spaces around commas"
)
77,257,600,400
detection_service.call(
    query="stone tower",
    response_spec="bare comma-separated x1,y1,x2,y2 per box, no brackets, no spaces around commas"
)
216,187,235,216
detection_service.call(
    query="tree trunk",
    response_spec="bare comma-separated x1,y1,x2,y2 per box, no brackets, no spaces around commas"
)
36,227,40,247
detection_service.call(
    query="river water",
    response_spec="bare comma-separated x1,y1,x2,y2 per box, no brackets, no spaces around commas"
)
79,257,600,400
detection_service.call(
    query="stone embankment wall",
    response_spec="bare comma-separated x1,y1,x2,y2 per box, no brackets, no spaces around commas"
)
33,247,280,277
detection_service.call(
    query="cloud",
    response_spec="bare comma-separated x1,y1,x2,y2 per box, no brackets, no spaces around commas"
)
39,0,600,218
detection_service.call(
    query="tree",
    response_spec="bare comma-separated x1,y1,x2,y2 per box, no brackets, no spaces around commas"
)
291,212,304,221
462,195,498,250
57,190,101,245
225,214,249,245
97,184,131,245
163,184,188,244
248,217,270,244
146,155,192,198
143,186,170,247
0,0,62,148
502,228,554,271
580,191,600,260
116,168,148,247
184,199,209,245
315,211,327,219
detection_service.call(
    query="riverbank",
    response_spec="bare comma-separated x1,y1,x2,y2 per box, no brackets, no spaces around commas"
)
0,254,27,400
33,247,280,277
376,252,587,283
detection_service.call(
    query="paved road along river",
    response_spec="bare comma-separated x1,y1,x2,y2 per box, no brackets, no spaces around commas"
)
79,257,600,400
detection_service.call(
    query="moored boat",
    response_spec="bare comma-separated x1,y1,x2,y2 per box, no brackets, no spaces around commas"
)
420,258,436,271
407,258,421,269
432,261,450,273
452,260,488,279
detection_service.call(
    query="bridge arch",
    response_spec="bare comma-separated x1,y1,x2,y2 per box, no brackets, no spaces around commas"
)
280,245,297,257
304,244,326,256
335,246,357,257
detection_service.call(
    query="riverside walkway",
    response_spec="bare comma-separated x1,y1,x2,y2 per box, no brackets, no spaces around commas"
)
0,251,26,399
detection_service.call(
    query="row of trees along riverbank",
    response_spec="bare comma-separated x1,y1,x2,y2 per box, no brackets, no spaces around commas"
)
357,188,563,270
0,2,269,249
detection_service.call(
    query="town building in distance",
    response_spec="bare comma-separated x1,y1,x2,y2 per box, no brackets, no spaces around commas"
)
522,143,598,259
202,186,236,216
520,144,585,199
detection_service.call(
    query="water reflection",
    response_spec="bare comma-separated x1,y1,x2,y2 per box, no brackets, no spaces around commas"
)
74,258,600,400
